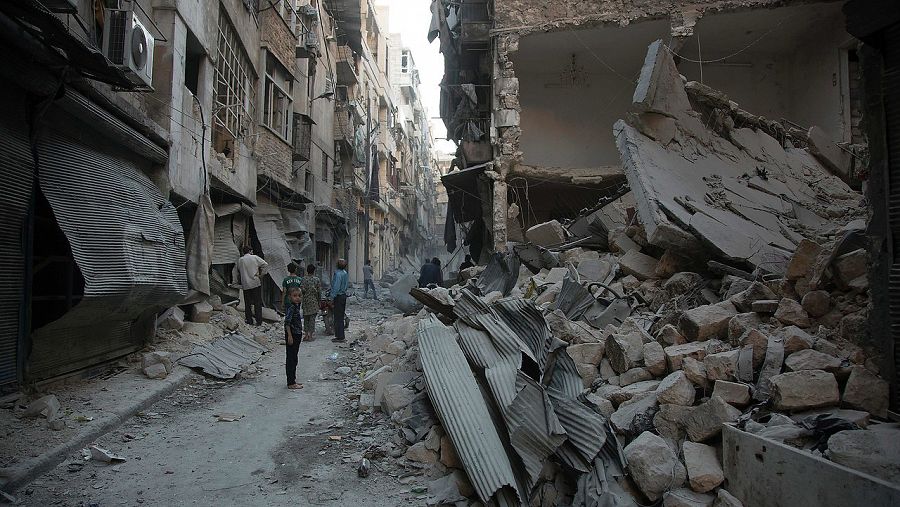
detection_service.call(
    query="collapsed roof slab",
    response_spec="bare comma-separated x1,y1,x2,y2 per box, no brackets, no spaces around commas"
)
615,39,863,274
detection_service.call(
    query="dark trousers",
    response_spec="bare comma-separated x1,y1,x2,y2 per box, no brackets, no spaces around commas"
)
285,327,301,385
363,279,377,299
333,294,347,341
244,286,263,325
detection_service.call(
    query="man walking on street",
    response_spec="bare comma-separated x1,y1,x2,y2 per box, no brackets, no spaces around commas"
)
362,260,377,300
330,259,349,343
237,246,268,326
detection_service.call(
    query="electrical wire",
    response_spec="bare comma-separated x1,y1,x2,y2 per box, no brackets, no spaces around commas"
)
664,12,798,64
570,30,635,83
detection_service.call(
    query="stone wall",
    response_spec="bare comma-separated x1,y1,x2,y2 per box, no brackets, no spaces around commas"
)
256,128,293,189
260,8,297,75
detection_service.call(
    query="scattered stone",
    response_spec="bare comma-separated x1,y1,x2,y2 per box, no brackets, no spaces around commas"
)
189,300,214,323
664,272,704,296
439,434,461,468
143,362,168,379
655,250,692,278
222,315,242,331
682,357,710,391
729,282,777,313
781,326,814,355
770,370,840,411
586,393,616,417
839,314,868,344
405,441,439,464
526,220,567,246
643,341,667,376
704,349,740,381
611,393,659,436
385,340,407,356
826,428,900,484
801,290,830,318
750,300,779,313
566,342,605,366
381,384,417,413
653,403,693,440
774,298,811,328
362,365,392,390
842,366,889,418
623,431,687,501
142,352,173,374
424,426,443,451
543,267,570,285
684,396,741,442
679,302,737,341
599,358,616,379
156,306,185,331
656,371,696,406
618,250,660,280
728,313,763,343
665,340,727,371
606,380,661,406
658,324,687,346
683,441,724,493
784,349,842,372
358,393,376,413
662,488,716,507
833,248,867,287
620,367,653,386
610,229,642,254
711,380,751,406
713,489,744,507
606,333,645,373
575,363,599,388
547,310,603,344
335,366,352,376
23,395,61,419
786,239,822,280
48,418,66,431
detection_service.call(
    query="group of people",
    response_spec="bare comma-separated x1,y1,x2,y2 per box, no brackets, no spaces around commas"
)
418,254,474,288
236,247,352,390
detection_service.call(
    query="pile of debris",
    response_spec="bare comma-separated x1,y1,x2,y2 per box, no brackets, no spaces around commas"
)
349,40,895,506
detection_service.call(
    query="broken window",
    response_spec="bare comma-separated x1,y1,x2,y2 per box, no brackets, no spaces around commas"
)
292,113,313,161
262,51,293,141
184,29,204,96
213,9,255,157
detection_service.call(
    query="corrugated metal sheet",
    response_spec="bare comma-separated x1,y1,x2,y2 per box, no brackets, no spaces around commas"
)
29,126,188,380
0,88,34,387
252,202,292,284
418,315,522,504
178,332,268,379
507,373,566,483
477,252,520,296
553,275,596,320
280,208,308,233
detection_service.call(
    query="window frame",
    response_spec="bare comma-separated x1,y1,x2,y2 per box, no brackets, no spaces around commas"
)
261,51,293,142
213,11,255,148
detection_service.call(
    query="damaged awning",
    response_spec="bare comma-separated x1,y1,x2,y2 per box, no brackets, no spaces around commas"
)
212,202,253,266
442,162,488,223
614,39,863,274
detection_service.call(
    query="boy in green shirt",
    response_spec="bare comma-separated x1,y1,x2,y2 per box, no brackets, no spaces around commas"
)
281,263,303,312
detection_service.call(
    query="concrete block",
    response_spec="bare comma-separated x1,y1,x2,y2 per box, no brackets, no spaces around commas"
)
842,366,889,418
679,302,737,341
525,220,566,246
624,431,686,501
618,250,660,280
683,441,724,493
770,370,840,411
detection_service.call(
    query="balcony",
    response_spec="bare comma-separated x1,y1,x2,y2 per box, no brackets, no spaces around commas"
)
336,45,359,85
459,0,490,45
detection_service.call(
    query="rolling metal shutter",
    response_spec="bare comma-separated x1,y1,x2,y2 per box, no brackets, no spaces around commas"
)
0,87,34,388
28,124,187,381
884,23,900,410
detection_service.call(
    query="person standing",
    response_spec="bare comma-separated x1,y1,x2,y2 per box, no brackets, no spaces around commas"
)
457,254,474,283
284,287,303,390
237,246,268,326
432,257,443,286
281,263,303,313
362,260,377,300
301,264,321,342
330,258,349,343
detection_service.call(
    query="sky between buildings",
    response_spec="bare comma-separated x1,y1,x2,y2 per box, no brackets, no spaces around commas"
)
381,0,456,156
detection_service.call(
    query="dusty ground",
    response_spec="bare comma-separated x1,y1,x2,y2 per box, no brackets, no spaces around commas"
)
13,296,427,507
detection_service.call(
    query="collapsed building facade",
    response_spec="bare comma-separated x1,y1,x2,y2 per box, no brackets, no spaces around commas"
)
0,0,438,391
434,0,896,406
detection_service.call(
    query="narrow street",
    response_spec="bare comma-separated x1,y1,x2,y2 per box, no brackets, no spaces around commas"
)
16,298,415,507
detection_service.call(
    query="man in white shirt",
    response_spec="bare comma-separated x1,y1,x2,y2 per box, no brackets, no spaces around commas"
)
237,245,268,325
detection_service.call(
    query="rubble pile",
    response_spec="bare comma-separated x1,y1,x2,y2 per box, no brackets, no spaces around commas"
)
348,40,895,507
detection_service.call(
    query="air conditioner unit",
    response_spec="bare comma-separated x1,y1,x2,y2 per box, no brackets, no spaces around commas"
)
102,8,154,88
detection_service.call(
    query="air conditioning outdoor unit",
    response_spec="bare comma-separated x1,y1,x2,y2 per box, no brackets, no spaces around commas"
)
102,7,154,88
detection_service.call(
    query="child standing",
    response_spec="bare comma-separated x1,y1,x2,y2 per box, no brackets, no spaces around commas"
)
281,263,303,313
301,264,322,342
284,287,303,389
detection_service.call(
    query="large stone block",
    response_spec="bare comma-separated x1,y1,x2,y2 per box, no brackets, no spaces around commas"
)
683,441,724,493
842,366,889,418
624,431,686,501
679,302,738,341
770,370,840,411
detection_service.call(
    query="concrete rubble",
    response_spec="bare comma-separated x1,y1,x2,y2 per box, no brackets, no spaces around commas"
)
332,38,892,507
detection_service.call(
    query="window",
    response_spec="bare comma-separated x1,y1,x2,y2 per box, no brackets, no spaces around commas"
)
401,52,408,73
214,10,255,156
292,113,313,161
184,30,204,96
304,170,314,195
335,85,348,102
321,152,329,182
262,52,293,141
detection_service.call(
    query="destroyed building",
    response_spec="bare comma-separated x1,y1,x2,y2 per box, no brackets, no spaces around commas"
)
0,0,439,390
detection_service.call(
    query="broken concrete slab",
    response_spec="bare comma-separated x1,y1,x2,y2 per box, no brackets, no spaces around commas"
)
842,366,889,418
786,239,823,280
770,370,840,411
624,430,687,501
381,384,417,413
679,302,737,342
525,220,567,247
23,395,61,419
683,441,724,493
618,250,660,280
784,349,842,373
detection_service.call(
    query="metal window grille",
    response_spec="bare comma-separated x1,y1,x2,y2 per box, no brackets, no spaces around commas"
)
214,10,255,143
